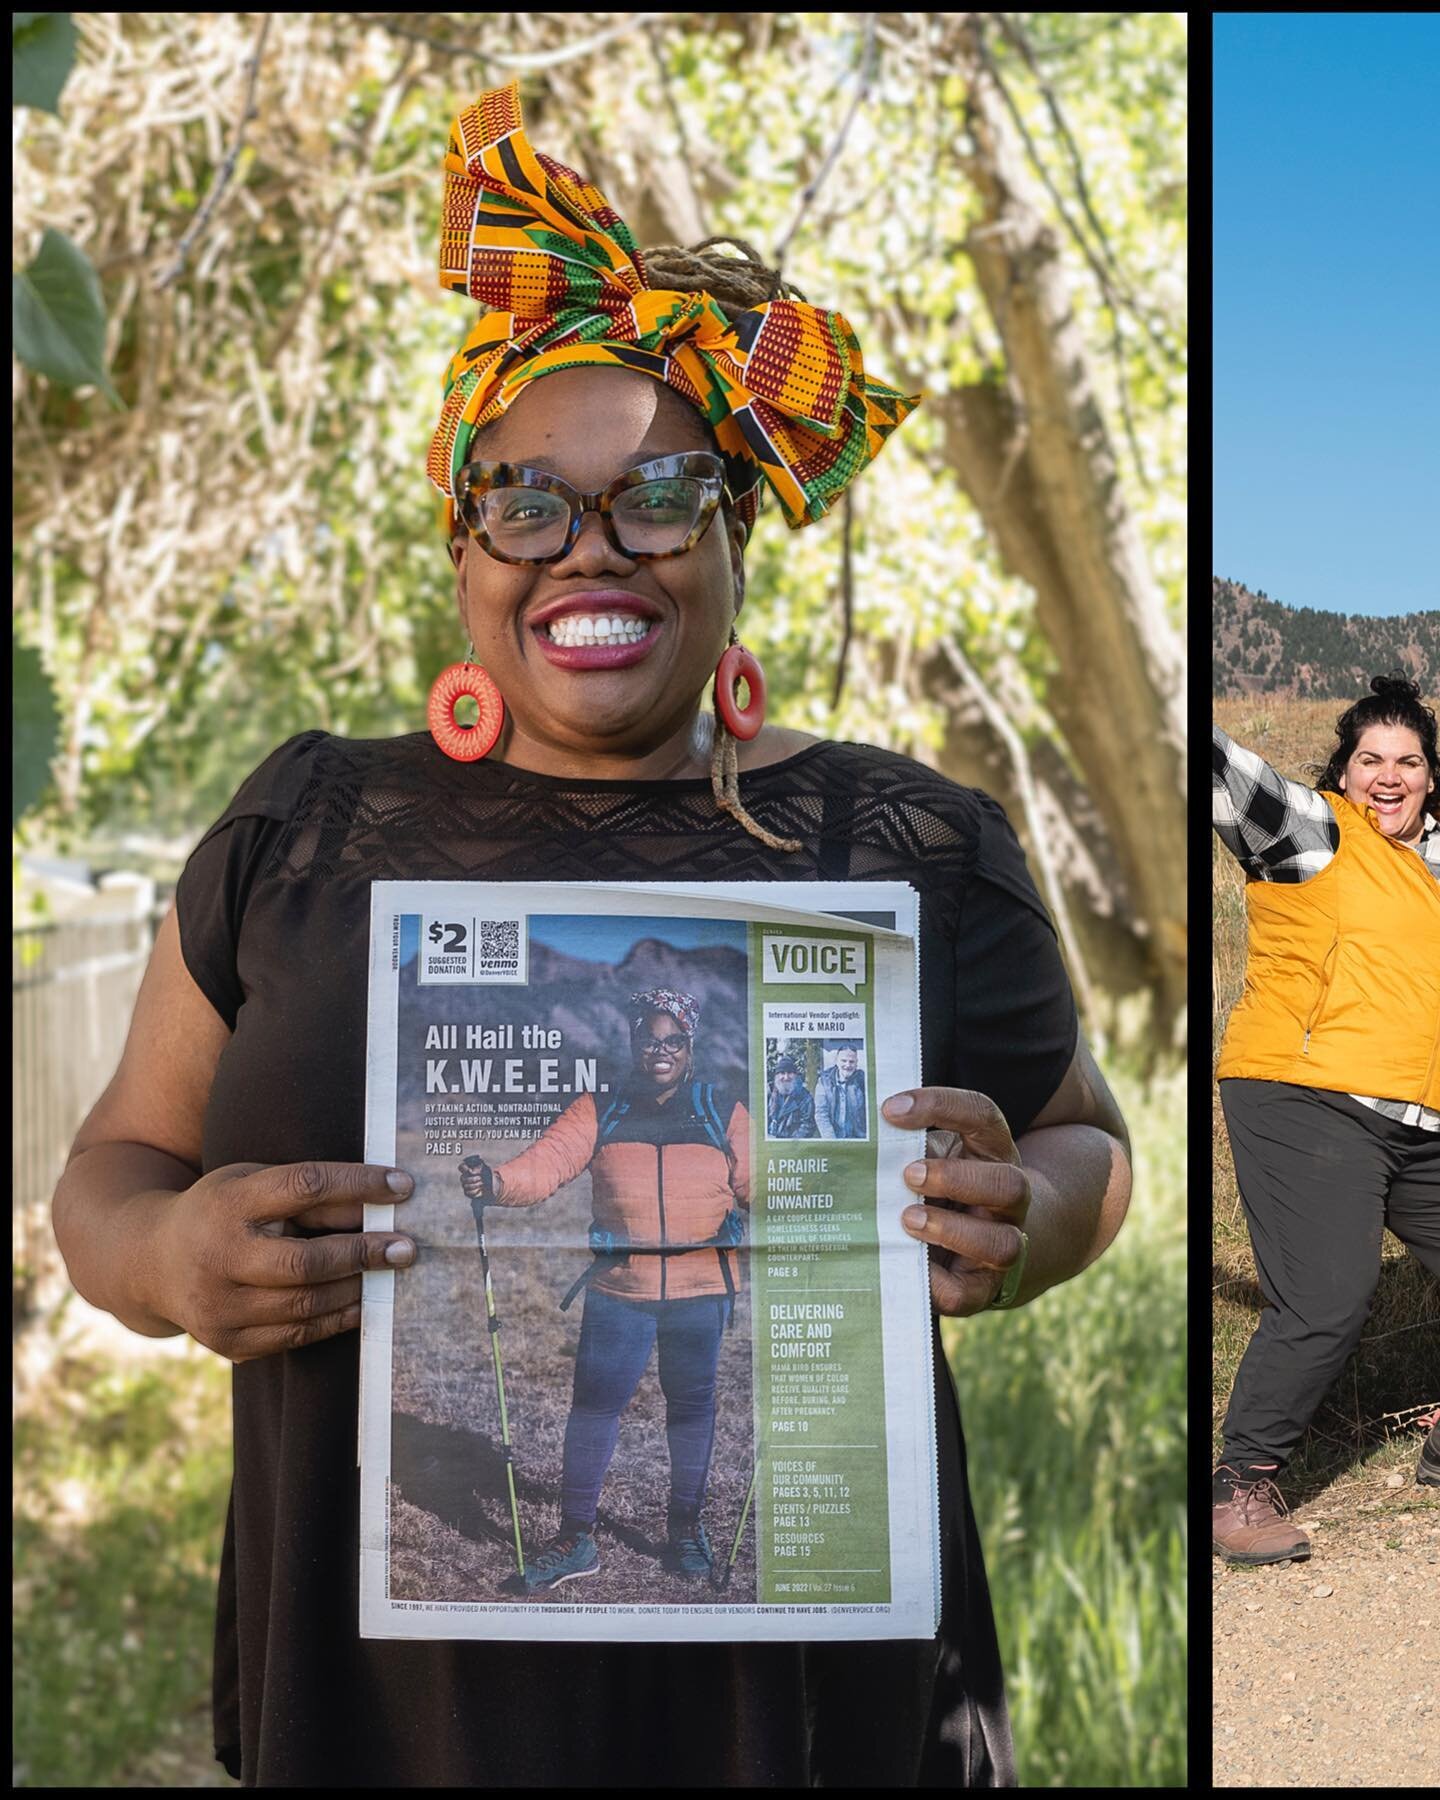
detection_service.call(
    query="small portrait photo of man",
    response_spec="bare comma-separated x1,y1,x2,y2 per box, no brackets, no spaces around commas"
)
766,1053,817,1140
814,1040,867,1142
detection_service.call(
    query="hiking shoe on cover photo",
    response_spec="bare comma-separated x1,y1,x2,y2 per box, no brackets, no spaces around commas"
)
1212,1466,1311,1565
662,1520,714,1579
522,1528,600,1592
1417,1414,1440,1489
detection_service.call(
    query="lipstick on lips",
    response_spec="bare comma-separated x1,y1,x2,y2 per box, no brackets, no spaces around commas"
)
529,589,664,671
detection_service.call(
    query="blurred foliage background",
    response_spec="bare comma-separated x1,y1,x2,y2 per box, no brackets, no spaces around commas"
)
13,8,1187,1047
13,10,1187,1789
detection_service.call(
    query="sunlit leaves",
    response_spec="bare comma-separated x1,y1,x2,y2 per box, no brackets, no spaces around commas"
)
11,12,1185,838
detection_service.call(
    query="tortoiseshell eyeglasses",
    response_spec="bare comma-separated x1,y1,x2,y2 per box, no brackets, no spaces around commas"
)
455,452,735,565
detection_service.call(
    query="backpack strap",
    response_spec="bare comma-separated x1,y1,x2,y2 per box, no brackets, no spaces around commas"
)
560,1253,623,1312
561,1086,741,1321
693,1081,738,1172
595,1094,630,1145
715,1244,737,1331
561,1246,737,1328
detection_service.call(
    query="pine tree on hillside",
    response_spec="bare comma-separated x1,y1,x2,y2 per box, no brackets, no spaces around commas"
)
1212,575,1438,698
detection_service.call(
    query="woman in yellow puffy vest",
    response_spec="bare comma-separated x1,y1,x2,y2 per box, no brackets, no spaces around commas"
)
1211,676,1440,1568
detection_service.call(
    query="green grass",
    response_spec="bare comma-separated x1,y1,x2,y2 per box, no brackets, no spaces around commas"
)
14,1066,1186,1789
946,1060,1188,1789
12,1345,234,1788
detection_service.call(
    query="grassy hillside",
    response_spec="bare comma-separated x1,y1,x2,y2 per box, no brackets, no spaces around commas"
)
1213,580,1440,698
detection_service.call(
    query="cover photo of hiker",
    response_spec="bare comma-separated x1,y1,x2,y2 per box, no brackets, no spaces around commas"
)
385,913,759,1606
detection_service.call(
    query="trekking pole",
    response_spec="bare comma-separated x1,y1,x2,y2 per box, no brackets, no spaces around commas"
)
460,1157,525,1576
711,1437,764,1593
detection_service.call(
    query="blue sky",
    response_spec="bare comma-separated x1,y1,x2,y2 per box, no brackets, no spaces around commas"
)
1214,14,1440,618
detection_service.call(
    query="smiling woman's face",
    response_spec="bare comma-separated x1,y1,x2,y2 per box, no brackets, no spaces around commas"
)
450,366,746,776
1338,723,1434,843
634,1010,691,1096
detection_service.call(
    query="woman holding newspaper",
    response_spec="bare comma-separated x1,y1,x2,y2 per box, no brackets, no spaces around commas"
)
1212,677,1440,1567
460,989,747,1593
52,81,1132,1790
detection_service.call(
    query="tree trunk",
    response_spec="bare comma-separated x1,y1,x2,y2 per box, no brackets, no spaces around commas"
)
866,634,1153,1018
543,16,1187,1044
925,16,1188,1042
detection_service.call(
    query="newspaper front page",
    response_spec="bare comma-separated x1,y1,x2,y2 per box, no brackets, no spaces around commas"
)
360,881,937,1642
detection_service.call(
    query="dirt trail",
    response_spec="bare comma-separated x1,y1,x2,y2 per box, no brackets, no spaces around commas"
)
1212,1473,1439,1788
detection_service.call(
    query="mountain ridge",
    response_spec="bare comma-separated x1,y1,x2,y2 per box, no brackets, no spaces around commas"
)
1212,579,1439,698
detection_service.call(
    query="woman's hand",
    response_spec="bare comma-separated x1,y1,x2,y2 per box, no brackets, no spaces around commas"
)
153,1161,416,1362
882,1088,1029,1318
459,1157,496,1204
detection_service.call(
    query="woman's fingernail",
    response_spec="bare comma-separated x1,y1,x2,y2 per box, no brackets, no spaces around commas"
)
385,1240,415,1266
904,1161,928,1185
902,1205,928,1231
387,1171,413,1195
885,1094,914,1117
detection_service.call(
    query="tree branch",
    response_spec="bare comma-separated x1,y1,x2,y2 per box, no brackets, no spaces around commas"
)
1019,14,1138,65
772,14,879,270
154,14,271,292
996,16,1140,316
978,14,1177,362
940,639,1107,1054
643,20,708,242
265,41,422,363
969,16,1156,489
362,10,673,72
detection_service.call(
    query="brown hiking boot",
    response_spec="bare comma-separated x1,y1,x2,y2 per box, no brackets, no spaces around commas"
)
1212,1467,1311,1565
1417,1413,1440,1489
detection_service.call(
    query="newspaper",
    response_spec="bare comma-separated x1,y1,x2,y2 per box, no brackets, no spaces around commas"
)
360,881,937,1642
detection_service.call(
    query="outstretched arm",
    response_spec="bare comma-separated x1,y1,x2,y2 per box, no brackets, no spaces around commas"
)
480,1091,600,1205
1212,723,1339,882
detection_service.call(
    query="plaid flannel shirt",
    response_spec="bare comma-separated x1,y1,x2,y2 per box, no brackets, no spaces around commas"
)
1213,724,1440,1131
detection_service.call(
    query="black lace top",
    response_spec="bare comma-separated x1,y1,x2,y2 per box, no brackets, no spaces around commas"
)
176,730,1077,1789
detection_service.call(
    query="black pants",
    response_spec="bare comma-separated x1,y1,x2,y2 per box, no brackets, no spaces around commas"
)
1218,1079,1440,1470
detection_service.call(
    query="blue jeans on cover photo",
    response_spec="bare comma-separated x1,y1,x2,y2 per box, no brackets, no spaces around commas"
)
561,1286,727,1528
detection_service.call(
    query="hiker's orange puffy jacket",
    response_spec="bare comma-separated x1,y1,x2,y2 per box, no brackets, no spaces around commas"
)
493,1088,751,1303
1217,790,1440,1107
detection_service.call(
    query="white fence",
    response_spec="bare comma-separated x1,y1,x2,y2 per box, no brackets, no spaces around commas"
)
12,904,167,1323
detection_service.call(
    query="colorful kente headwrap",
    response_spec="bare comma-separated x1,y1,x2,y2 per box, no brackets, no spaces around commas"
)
427,79,922,543
629,989,702,1039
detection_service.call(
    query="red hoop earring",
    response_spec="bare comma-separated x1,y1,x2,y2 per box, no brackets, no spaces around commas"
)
715,643,766,741
428,657,505,762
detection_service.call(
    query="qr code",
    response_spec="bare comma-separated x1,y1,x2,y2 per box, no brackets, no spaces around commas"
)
478,919,521,971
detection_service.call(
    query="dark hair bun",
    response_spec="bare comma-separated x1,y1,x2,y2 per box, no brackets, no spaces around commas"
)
1370,673,1421,703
